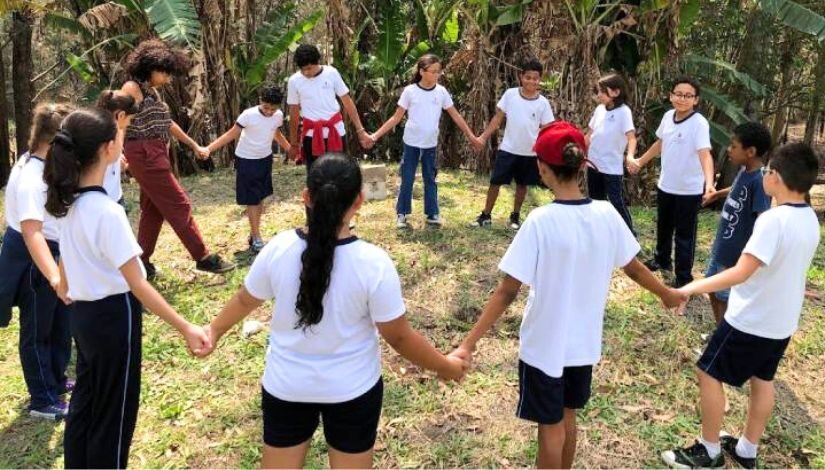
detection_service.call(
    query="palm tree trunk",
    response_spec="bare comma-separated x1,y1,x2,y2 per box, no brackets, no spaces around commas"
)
11,9,33,155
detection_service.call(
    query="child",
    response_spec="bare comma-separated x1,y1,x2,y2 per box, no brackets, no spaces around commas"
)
97,89,139,207
585,73,637,232
454,122,684,469
369,54,481,228
286,44,370,168
199,154,468,469
205,85,291,252
43,108,211,468
700,122,772,325
473,58,555,230
633,77,715,287
663,143,820,468
0,103,74,420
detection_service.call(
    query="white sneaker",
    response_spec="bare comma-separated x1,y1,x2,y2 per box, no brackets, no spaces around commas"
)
396,214,409,229
425,214,444,227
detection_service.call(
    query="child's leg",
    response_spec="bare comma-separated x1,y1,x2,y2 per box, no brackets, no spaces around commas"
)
328,448,373,469
420,146,439,217
709,296,727,325
743,377,774,445
698,368,725,445
514,184,528,214
395,144,421,216
561,408,577,469
483,184,501,214
261,441,311,469
247,204,263,240
537,423,566,469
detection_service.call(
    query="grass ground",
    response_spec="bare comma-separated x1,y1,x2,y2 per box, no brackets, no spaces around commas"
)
1,162,823,468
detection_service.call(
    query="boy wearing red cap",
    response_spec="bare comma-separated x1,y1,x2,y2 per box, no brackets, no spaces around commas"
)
454,121,684,468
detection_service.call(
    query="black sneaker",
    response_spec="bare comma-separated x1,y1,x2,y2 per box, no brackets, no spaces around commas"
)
196,254,236,274
644,259,670,272
143,261,157,280
474,212,492,227
670,278,691,289
661,440,724,468
509,212,521,230
721,435,757,469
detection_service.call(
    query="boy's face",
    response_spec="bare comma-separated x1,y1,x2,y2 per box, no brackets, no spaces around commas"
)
520,71,541,93
726,137,753,166
761,165,780,197
670,83,698,113
258,102,278,117
299,64,322,78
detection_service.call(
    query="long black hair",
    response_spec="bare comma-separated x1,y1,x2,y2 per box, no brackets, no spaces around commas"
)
44,108,118,217
296,154,363,330
596,73,629,109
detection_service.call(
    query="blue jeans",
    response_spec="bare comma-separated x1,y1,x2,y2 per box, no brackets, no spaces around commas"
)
396,144,439,217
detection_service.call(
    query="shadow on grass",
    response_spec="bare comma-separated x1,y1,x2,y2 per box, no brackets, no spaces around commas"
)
0,403,63,468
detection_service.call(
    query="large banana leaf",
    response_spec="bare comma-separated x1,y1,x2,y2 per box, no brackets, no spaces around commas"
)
44,13,93,40
245,9,324,88
758,0,825,41
144,0,201,49
375,0,405,75
684,54,769,97
701,86,750,125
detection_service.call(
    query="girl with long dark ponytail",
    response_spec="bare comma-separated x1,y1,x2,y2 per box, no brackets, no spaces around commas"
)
45,108,211,469
202,153,469,469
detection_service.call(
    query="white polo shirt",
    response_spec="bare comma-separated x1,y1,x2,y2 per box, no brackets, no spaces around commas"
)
398,83,454,149
587,104,635,175
498,199,640,378
4,153,61,241
59,188,144,302
103,158,123,202
725,204,820,339
497,87,555,156
655,110,712,195
245,229,406,403
286,66,348,139
235,107,284,159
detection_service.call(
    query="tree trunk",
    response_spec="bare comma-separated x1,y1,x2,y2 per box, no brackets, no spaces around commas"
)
804,43,825,145
0,41,11,187
11,9,34,156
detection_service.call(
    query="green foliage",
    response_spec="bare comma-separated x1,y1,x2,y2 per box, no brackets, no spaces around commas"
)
758,0,825,41
144,0,201,49
684,54,769,97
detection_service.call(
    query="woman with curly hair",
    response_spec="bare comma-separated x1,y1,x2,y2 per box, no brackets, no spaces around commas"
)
120,39,234,277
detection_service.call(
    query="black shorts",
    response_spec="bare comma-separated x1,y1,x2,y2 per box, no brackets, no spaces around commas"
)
490,150,541,186
516,360,593,425
235,156,273,205
697,319,791,387
261,378,383,453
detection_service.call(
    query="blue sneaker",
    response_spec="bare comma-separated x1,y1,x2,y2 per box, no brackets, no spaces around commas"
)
29,401,68,421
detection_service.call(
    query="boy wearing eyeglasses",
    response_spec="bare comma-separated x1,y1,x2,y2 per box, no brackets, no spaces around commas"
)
632,77,715,288
661,143,820,468
700,122,772,326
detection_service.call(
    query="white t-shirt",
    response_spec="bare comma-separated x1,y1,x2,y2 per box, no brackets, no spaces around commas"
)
398,83,454,148
286,66,348,139
498,199,640,378
655,110,712,195
245,229,406,403
497,88,555,156
725,204,820,339
60,188,145,302
234,107,284,159
4,153,61,241
588,104,635,175
103,158,123,202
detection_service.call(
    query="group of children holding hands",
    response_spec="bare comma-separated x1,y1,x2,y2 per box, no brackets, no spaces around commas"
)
0,38,821,469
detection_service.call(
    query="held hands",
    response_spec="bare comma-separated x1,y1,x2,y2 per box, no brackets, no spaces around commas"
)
469,134,485,153
626,158,641,175
195,145,211,160
674,287,690,316
702,189,722,207
438,345,473,382
50,276,72,305
182,322,213,357
660,287,688,311
358,130,375,150
287,142,299,161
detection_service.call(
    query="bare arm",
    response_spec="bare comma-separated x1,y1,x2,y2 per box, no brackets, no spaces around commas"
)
274,129,291,152
699,148,715,193
622,258,684,308
339,93,366,133
205,287,264,349
169,121,201,151
625,131,638,160
207,125,243,153
445,106,478,141
370,106,406,142
288,104,301,158
636,139,662,168
459,275,521,352
679,254,762,296
479,109,506,143
20,220,60,287
376,315,466,381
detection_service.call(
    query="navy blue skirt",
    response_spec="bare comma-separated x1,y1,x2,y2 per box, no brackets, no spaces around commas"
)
235,155,274,205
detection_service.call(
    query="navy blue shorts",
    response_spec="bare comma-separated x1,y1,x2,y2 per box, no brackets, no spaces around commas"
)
490,150,542,186
516,360,593,425
261,378,383,453
697,319,790,387
235,155,273,205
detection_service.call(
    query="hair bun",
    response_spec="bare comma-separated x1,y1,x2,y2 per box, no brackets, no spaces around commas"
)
52,130,75,149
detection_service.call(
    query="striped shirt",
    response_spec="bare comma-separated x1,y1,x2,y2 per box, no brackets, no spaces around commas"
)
125,82,171,141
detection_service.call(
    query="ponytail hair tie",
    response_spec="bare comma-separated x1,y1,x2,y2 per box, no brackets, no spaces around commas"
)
52,129,75,149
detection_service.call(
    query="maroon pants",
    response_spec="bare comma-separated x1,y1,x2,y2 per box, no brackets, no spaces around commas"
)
124,139,208,262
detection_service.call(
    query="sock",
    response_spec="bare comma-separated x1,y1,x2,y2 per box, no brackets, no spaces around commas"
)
699,437,722,459
736,435,758,459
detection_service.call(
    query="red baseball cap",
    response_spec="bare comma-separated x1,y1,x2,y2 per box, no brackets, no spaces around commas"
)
533,121,587,166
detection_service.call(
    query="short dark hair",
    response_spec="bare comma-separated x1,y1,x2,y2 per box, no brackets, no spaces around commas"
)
597,73,629,108
672,76,701,97
732,121,772,158
294,44,321,68
542,142,586,183
770,143,819,194
123,39,191,82
520,59,543,75
259,85,283,105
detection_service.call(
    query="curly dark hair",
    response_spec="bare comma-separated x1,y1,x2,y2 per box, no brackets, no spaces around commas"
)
123,39,191,82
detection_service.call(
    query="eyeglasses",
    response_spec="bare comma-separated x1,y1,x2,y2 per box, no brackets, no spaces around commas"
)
760,166,775,177
671,92,696,100
423,67,443,75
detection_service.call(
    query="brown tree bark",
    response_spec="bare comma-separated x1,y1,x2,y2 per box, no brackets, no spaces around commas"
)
0,41,11,187
11,9,33,155
804,43,825,145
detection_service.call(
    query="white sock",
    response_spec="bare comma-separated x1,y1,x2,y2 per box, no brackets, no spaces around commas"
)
699,437,722,459
736,435,758,459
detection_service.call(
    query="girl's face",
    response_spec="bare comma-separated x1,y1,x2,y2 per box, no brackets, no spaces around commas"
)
595,86,619,106
101,134,123,166
150,70,171,87
670,83,699,113
419,62,442,84
520,71,541,93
